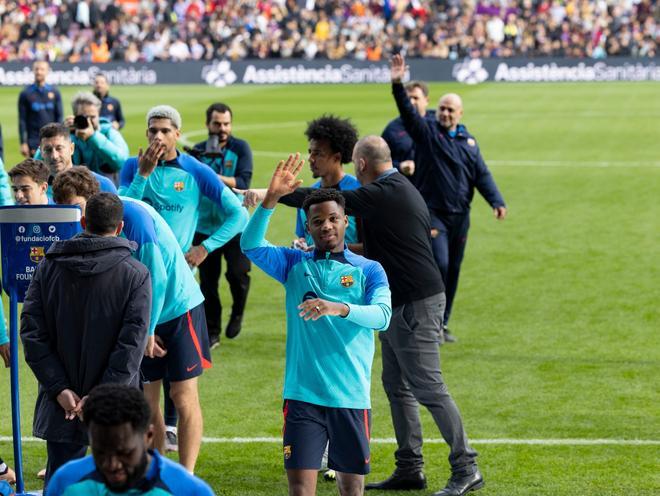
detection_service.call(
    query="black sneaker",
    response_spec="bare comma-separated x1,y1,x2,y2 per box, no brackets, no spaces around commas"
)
225,314,243,339
443,325,457,343
209,334,221,350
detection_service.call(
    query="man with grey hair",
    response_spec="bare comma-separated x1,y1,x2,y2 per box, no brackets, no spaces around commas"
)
119,104,248,473
58,91,129,184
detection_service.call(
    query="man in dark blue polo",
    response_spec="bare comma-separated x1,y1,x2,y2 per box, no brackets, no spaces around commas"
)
390,54,507,342
18,61,63,157
93,73,125,130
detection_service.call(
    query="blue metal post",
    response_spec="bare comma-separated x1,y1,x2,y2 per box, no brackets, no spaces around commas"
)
9,288,25,494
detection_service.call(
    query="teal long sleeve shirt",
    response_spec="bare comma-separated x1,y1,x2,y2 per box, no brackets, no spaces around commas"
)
119,151,248,253
241,205,392,409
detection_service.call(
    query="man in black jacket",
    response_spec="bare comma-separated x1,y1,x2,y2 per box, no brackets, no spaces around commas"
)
21,192,152,487
241,137,482,496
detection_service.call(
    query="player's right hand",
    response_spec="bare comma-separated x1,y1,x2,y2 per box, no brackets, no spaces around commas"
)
138,141,167,178
390,53,407,83
19,143,30,157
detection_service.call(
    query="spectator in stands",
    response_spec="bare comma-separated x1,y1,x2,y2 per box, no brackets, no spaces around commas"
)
93,73,125,129
18,61,62,158
8,158,50,205
46,384,213,496
63,91,129,184
192,102,253,344
21,192,151,487
0,1,656,62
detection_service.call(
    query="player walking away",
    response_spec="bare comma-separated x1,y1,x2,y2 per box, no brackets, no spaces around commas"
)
47,384,213,495
241,156,392,496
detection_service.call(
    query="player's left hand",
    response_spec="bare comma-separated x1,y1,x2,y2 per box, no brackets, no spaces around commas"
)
494,206,507,220
298,298,349,321
0,343,9,368
185,245,208,268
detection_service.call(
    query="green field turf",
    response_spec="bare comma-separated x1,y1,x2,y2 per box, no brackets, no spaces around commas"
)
0,82,659,495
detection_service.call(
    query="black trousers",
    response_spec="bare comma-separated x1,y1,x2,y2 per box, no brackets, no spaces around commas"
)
45,441,87,487
192,232,251,337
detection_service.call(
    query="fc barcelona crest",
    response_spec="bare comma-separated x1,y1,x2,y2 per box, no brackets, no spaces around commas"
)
30,246,45,263
107,103,114,111
174,181,185,192
224,160,234,171
47,92,54,99
340,275,354,288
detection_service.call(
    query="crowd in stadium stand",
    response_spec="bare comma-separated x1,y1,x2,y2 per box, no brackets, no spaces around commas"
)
0,0,657,63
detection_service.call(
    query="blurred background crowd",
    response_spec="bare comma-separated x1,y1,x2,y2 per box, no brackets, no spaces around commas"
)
0,0,657,63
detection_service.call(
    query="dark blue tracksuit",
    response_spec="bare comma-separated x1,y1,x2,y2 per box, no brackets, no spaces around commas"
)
96,93,125,129
392,82,506,325
382,110,436,176
18,83,63,152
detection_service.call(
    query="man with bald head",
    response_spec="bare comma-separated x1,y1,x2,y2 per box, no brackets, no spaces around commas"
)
246,135,481,496
390,54,507,344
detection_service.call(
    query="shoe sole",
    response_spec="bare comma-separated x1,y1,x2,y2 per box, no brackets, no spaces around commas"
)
210,341,220,350
466,480,485,493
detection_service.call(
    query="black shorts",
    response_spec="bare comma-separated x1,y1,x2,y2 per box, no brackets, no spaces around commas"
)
141,303,212,382
282,399,371,475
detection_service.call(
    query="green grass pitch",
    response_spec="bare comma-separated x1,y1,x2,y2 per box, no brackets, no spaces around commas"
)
0,81,659,495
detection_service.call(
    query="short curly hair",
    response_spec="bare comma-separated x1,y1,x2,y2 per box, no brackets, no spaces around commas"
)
304,115,358,165
302,188,346,214
83,384,151,433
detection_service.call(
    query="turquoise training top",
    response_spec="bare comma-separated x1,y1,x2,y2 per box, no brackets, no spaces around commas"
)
46,449,214,495
119,151,248,253
241,205,392,409
0,159,11,345
120,197,204,334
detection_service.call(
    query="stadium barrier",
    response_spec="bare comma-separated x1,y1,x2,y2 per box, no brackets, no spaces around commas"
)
0,57,658,87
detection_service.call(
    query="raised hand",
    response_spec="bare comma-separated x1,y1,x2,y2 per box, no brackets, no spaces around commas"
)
262,153,305,208
390,53,407,83
138,141,167,178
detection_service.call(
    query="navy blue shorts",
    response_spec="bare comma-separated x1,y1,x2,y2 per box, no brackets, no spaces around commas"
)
141,303,212,383
282,399,371,475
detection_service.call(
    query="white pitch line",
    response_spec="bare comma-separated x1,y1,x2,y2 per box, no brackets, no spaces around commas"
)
2,436,658,446
489,160,660,168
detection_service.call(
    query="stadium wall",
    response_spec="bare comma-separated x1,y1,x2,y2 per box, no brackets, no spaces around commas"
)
0,57,658,87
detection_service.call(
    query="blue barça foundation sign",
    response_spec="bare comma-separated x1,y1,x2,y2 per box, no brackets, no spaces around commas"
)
0,205,81,496
0,205,81,302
